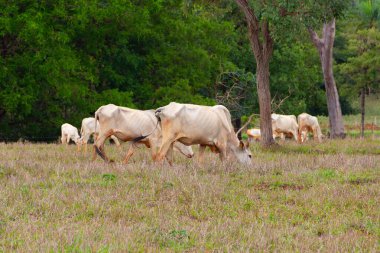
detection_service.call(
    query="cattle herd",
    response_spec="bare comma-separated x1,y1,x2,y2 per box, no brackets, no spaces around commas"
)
61,102,322,165
247,112,323,143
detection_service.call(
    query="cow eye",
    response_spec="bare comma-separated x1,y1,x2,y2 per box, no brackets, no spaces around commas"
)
248,155,252,158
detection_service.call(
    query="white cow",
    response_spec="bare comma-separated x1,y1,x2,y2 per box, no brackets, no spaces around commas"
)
247,128,261,142
247,128,289,142
271,113,299,141
93,104,194,164
154,102,252,165
61,123,80,148
297,113,323,142
79,117,120,153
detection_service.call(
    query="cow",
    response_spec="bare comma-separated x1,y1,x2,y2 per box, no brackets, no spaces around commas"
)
271,113,299,141
79,117,120,154
61,123,81,150
297,113,323,142
93,104,194,164
247,128,291,142
246,128,261,142
154,102,252,165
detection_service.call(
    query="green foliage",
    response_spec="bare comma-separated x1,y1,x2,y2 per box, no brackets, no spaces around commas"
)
270,43,324,115
0,0,237,140
338,28,380,91
335,0,380,113
0,0,378,140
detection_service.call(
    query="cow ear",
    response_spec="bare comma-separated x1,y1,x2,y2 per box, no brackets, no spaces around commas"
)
239,140,245,149
245,141,250,148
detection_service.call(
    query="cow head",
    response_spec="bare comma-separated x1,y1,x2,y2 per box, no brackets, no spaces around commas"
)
74,135,82,145
173,142,194,158
233,140,252,165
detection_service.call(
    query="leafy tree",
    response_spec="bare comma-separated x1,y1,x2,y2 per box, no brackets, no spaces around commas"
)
337,0,380,137
234,0,349,146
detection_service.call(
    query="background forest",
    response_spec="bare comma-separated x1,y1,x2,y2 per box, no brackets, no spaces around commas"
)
0,0,379,141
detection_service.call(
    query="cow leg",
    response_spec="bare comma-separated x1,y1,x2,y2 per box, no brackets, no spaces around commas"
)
93,133,99,141
298,127,303,143
145,139,158,162
215,142,227,162
156,137,177,162
292,129,299,142
301,127,308,143
198,145,207,164
123,144,135,164
218,147,227,162
312,127,319,142
93,130,114,162
164,143,174,166
110,135,121,149
81,134,90,154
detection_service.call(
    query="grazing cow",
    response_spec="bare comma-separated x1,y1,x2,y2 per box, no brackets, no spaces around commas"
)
93,104,193,164
247,128,290,142
247,128,261,142
297,113,323,142
154,102,252,165
79,117,120,153
61,123,80,149
271,113,299,141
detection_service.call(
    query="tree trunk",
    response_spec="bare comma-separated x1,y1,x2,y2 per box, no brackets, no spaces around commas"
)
257,60,274,146
235,0,275,147
309,19,345,139
233,118,242,140
360,87,365,139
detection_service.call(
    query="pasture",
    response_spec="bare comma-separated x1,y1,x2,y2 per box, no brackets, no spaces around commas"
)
0,140,379,252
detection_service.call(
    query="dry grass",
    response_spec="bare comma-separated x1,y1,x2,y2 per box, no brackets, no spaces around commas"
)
0,140,379,252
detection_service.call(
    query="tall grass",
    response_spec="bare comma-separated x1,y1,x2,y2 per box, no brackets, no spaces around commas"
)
0,141,379,252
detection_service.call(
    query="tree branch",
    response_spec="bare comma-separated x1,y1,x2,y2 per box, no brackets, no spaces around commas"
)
271,89,292,113
308,27,324,49
235,0,263,59
235,0,260,31
324,18,335,52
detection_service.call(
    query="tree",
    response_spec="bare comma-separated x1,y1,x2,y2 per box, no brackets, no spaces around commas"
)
337,0,380,138
234,0,349,146
338,29,380,138
234,0,274,147
308,19,346,138
215,69,256,139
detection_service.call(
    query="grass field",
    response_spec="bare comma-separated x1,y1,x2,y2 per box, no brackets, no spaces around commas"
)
0,140,379,252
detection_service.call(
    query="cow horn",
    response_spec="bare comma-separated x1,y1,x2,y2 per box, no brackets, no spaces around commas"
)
236,114,255,136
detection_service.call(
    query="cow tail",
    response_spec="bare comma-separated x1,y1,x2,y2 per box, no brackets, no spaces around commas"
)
131,118,160,144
